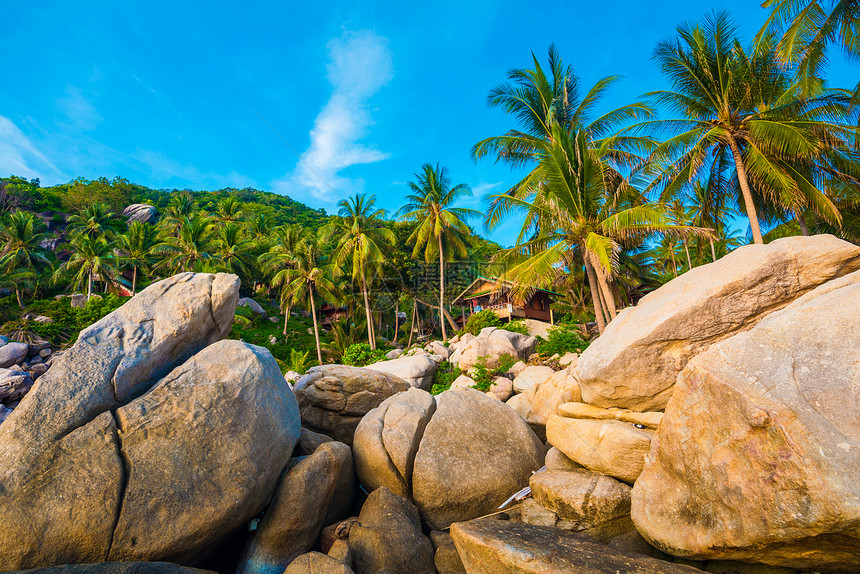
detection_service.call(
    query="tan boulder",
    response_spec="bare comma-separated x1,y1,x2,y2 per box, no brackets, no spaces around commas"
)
507,368,581,427
457,327,537,371
294,365,410,444
632,270,860,571
530,469,633,542
547,416,653,484
577,235,860,411
352,387,435,497
545,446,582,471
512,365,555,393
488,376,513,401
558,402,663,429
412,388,545,529
109,340,302,563
285,552,354,574
365,355,437,390
450,517,705,574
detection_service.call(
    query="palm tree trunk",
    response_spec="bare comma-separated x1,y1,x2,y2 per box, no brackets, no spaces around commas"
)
132,266,138,294
361,273,375,349
682,237,693,269
727,138,764,244
795,210,810,236
590,254,617,320
393,300,399,343
669,246,678,278
407,300,417,348
584,256,606,335
283,303,292,336
309,289,323,365
15,288,24,309
438,235,446,340
87,273,93,301
709,238,717,262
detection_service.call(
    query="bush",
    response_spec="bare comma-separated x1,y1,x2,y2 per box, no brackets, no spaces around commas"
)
463,310,503,335
536,325,589,356
503,320,530,336
0,294,128,347
497,353,519,373
342,343,387,367
431,361,461,395
469,356,494,392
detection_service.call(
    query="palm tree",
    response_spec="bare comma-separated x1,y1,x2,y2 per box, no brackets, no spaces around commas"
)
214,197,244,223
758,0,860,94
54,235,118,300
247,212,273,240
116,221,161,294
67,203,117,241
214,221,254,279
163,192,196,233
0,211,53,307
260,224,309,336
272,235,337,364
324,193,395,349
155,215,213,273
397,164,480,340
637,12,853,244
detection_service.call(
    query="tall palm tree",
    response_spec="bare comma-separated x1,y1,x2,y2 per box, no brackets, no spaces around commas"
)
272,236,337,364
214,221,254,279
54,235,118,300
0,211,53,307
214,197,244,223
758,0,860,95
397,164,480,340
116,221,161,294
259,224,309,336
155,215,213,273
324,193,395,349
67,203,117,241
163,192,195,233
637,12,853,244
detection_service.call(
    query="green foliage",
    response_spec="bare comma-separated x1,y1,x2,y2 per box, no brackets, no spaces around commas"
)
536,325,589,356
0,294,127,347
286,349,311,374
503,320,530,336
464,309,504,335
342,343,387,367
496,353,518,373
431,361,462,395
469,356,494,392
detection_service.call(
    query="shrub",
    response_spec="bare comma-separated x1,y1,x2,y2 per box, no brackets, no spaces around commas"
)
463,310,503,335
503,320,530,336
286,349,311,374
497,353,519,373
431,361,461,395
342,343,387,367
536,325,589,356
469,356,494,392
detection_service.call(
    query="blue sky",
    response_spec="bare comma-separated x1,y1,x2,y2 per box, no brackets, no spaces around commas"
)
2,1,855,245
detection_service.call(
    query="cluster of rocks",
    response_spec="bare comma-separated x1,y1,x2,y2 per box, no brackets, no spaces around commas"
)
0,335,56,423
3,234,860,574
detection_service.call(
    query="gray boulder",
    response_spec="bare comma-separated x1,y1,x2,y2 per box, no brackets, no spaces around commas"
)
0,342,28,368
238,441,355,574
122,204,158,224
238,297,267,318
294,365,410,445
365,355,437,390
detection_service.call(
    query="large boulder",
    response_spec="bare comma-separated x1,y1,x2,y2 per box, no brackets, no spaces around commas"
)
457,327,537,371
0,273,240,570
507,367,581,427
14,564,216,574
294,365,410,445
284,552,353,574
512,365,555,394
108,340,301,562
238,441,355,574
450,517,705,574
365,355,437,391
238,297,267,318
0,341,28,368
348,487,435,574
353,387,436,497
577,235,860,411
352,387,545,529
412,388,545,529
122,203,158,224
547,416,653,484
632,271,860,571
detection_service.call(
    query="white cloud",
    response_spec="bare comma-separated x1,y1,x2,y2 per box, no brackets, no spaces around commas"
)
0,115,63,180
272,30,393,202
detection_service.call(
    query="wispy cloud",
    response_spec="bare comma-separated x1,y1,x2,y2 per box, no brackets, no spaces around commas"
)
57,86,101,131
272,30,393,202
0,115,63,180
131,149,258,190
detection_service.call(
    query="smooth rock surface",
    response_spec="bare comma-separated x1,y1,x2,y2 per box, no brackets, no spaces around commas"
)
121,204,158,223
512,365,555,393
109,340,301,563
294,365,410,444
365,355,437,390
577,235,860,411
508,367,581,427
238,441,355,574
412,388,544,529
348,487,435,574
353,388,436,497
450,517,705,573
457,327,537,371
284,552,353,574
632,270,860,571
0,342,28,368
547,416,653,484
0,273,240,570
